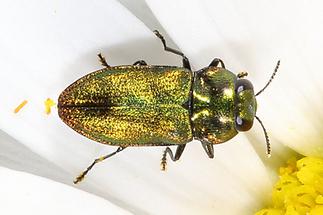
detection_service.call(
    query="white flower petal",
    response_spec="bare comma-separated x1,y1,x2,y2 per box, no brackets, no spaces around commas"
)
118,0,165,31
0,166,131,215
146,0,323,158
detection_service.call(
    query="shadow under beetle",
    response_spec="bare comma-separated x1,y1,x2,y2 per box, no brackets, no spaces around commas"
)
57,30,280,184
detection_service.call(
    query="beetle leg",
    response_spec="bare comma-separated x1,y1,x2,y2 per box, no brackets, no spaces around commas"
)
209,58,225,68
201,140,214,159
97,53,110,68
74,146,126,184
133,60,147,66
160,144,186,171
153,30,191,70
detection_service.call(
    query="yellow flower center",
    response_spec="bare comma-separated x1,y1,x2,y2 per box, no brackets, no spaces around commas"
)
255,157,323,215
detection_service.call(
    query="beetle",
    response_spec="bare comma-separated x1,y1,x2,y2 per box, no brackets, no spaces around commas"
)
58,30,280,184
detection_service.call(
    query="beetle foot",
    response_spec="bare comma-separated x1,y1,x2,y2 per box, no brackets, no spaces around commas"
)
73,173,86,184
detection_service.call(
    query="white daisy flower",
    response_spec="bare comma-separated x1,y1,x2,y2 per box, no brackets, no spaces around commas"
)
0,0,322,214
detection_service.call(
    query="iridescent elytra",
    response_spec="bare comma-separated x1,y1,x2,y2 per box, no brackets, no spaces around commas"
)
58,30,280,184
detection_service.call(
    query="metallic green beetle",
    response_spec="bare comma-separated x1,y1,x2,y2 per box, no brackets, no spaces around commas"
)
58,30,280,184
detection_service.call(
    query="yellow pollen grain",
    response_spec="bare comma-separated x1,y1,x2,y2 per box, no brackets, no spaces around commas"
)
255,156,323,215
14,100,28,113
44,98,56,115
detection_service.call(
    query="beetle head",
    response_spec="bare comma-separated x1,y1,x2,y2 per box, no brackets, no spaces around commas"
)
235,60,280,156
234,78,257,132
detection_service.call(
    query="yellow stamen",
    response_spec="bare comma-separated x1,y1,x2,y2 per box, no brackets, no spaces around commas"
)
14,100,28,113
255,156,323,215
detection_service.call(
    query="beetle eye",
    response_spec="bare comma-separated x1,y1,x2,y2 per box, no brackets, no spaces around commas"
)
235,116,253,131
235,79,254,93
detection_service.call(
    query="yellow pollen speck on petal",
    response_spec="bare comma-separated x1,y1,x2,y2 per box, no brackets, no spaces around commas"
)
14,100,28,113
255,156,323,215
44,98,56,115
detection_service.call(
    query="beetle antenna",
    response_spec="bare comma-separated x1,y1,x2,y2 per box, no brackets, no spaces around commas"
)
256,60,280,96
255,115,271,157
